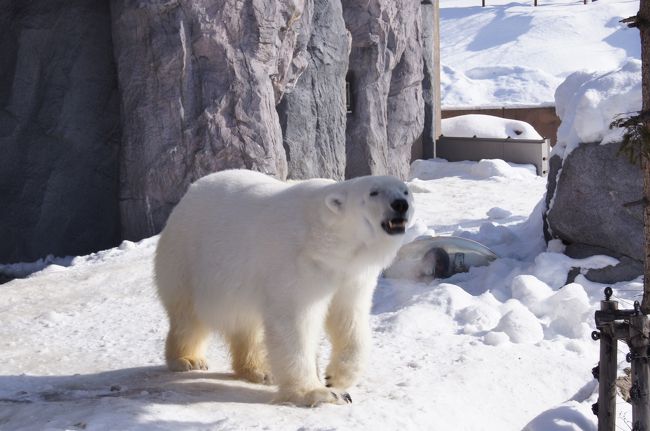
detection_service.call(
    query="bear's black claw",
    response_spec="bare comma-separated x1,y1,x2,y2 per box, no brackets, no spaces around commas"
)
342,392,352,403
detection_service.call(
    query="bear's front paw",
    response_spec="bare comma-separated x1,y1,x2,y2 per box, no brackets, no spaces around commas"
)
324,363,360,390
168,356,209,371
276,387,352,407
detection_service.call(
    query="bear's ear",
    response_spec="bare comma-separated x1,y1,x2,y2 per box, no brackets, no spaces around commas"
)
325,192,346,214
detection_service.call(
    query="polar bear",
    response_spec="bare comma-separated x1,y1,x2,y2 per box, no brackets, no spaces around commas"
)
154,169,414,406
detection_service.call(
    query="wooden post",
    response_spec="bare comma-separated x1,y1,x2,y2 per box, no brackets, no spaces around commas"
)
534,0,537,6
597,297,619,431
482,0,485,7
628,313,650,431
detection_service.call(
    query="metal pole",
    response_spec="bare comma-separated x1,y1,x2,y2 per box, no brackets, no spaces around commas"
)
628,311,650,431
482,0,485,7
596,292,619,431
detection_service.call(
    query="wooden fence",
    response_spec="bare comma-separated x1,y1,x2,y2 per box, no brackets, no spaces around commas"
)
481,0,596,6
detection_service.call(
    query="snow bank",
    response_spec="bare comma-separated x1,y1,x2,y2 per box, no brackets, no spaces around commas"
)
440,0,640,107
410,158,537,181
553,59,642,158
442,114,543,140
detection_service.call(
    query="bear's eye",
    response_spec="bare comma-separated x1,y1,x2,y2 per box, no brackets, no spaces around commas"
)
404,190,409,196
369,191,379,197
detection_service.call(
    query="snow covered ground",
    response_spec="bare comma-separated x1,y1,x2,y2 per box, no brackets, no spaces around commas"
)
440,0,641,107
0,158,640,430
1,1,645,430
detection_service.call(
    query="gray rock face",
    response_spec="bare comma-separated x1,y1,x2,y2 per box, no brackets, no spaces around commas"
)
343,0,425,180
546,142,643,269
564,244,644,284
111,0,305,240
0,0,121,263
1,0,432,262
277,0,349,180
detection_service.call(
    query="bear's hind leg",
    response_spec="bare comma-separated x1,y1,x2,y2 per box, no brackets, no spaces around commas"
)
228,327,272,384
165,306,210,372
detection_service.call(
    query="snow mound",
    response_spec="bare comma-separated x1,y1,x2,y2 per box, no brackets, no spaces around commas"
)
442,114,543,140
553,59,642,158
510,275,553,312
542,283,592,339
410,158,537,181
492,301,544,344
487,207,512,220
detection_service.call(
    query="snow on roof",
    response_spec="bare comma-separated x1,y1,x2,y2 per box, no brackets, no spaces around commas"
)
441,114,543,140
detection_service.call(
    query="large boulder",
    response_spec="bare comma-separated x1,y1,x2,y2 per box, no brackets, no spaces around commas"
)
343,0,425,180
0,0,121,263
110,0,308,241
277,0,349,180
545,141,643,280
545,61,643,283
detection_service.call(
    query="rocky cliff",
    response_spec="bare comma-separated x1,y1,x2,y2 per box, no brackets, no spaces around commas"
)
1,0,431,262
0,0,121,263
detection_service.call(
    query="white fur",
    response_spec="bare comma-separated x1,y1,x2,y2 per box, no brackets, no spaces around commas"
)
155,169,414,406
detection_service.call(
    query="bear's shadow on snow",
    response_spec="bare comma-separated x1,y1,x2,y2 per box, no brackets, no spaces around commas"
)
0,366,274,405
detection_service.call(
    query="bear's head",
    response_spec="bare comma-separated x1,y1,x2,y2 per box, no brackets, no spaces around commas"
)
324,175,414,246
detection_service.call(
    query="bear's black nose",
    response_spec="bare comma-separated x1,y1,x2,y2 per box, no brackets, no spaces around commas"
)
391,198,409,214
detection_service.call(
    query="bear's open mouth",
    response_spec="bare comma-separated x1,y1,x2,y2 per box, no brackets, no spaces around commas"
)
381,218,407,235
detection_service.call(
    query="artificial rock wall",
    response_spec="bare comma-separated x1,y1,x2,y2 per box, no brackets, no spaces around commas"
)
0,0,432,262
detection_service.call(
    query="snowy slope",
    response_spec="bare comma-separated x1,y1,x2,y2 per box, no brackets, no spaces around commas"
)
440,0,641,107
0,160,640,430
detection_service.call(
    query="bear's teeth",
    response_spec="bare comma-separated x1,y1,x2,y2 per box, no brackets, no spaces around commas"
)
389,220,405,229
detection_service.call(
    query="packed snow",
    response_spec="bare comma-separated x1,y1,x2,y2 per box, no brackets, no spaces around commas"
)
442,114,543,139
0,158,641,430
440,0,640,107
553,59,642,158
